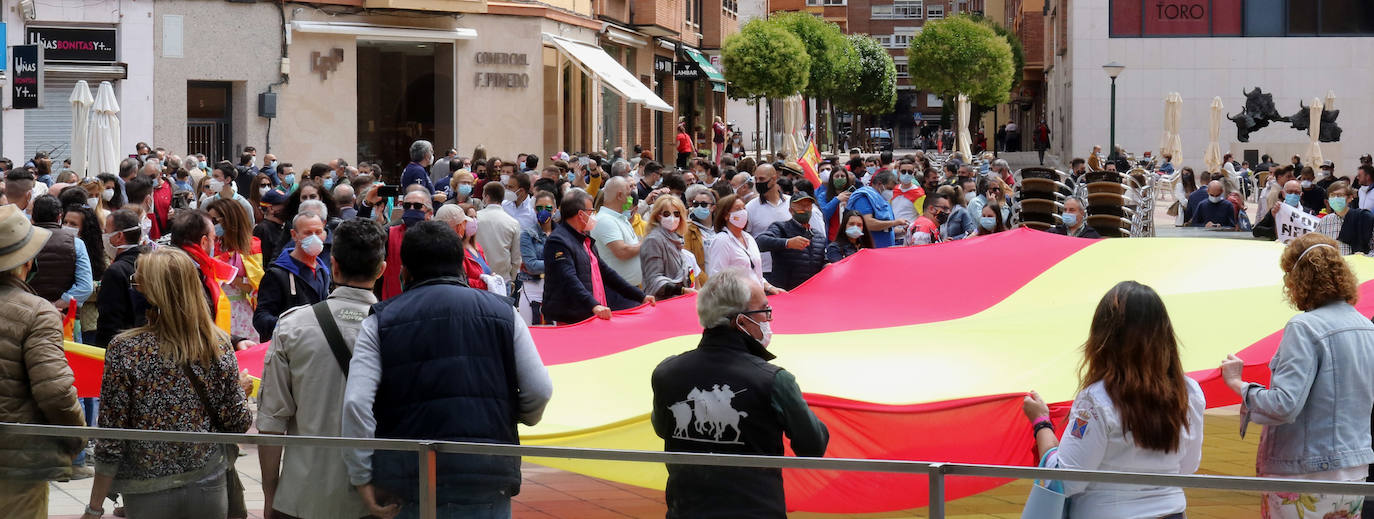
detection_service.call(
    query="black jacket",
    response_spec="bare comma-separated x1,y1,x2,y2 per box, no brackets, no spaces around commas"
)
253,219,286,267
1253,211,1278,240
253,248,330,339
1339,208,1374,254
755,219,828,291
541,221,644,324
1050,224,1102,239
651,326,828,518
95,247,147,347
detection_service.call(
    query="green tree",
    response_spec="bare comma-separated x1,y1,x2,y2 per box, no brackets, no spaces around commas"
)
770,11,857,100
967,13,1025,92
722,18,810,158
837,34,896,151
722,18,810,100
906,15,1015,108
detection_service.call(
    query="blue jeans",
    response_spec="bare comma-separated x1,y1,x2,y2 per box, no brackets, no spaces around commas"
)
398,498,511,519
74,397,99,466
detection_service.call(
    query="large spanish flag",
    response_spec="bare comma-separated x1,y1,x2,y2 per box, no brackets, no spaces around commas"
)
63,229,1374,513
798,139,823,189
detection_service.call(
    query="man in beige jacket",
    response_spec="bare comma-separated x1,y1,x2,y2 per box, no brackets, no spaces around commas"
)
0,203,86,518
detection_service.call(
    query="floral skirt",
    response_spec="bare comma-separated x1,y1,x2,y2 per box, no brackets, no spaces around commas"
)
224,286,259,342
1261,491,1362,519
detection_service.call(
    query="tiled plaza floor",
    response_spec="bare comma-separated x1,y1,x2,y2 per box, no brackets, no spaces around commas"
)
47,406,1262,518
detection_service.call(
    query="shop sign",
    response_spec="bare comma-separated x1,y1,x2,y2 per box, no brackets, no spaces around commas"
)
1110,0,1241,37
709,54,722,73
473,50,529,89
654,55,673,76
312,48,344,80
11,44,42,109
26,26,116,63
674,61,699,81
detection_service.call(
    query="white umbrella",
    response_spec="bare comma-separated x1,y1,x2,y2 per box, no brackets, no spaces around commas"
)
1203,96,1223,174
1306,97,1323,168
1325,90,1336,112
956,94,972,160
68,81,94,178
1159,92,1183,166
86,81,121,177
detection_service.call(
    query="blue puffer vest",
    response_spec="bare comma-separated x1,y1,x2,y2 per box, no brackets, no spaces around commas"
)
369,276,521,505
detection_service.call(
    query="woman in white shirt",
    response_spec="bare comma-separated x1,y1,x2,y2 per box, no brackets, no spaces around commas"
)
705,193,783,295
1021,281,1205,519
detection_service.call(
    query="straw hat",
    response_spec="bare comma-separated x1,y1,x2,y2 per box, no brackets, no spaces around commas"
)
0,204,51,272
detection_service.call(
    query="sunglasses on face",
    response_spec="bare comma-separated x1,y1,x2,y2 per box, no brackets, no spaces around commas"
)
659,210,682,218
690,201,714,208
402,202,426,211
536,205,555,212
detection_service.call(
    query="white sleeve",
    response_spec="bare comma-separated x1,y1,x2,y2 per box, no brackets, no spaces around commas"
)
1051,392,1109,497
341,316,383,486
1178,383,1206,475
510,307,553,425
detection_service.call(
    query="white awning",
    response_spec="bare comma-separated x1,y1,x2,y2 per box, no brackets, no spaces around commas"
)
291,21,477,42
544,34,672,113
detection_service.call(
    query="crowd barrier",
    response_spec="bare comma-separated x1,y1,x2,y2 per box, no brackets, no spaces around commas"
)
6,421,1374,518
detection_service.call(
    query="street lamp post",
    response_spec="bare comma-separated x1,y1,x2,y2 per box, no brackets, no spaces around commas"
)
1102,61,1125,164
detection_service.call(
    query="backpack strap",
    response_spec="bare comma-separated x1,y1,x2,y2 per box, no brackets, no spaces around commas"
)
311,301,351,376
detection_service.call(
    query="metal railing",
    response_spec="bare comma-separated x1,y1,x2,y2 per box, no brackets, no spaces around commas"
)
7,421,1374,518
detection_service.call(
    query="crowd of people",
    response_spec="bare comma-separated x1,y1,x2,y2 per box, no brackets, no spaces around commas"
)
1,138,1373,519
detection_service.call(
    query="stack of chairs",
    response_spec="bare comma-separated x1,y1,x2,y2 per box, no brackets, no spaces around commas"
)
1013,167,1071,231
1082,169,1147,237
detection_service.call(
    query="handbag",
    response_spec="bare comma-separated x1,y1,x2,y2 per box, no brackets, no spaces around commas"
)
181,361,248,518
1166,200,1180,217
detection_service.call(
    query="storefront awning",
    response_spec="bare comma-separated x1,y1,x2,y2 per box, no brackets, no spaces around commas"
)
291,21,477,42
680,46,725,84
544,34,672,113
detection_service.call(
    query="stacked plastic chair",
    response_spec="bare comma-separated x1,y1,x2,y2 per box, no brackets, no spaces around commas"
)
1012,167,1071,231
1081,166,1155,238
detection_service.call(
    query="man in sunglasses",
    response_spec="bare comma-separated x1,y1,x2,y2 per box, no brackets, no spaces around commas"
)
376,190,433,300
650,268,828,517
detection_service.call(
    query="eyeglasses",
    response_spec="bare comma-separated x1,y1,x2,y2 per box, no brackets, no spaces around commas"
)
402,202,427,211
536,205,555,212
690,201,714,208
739,307,773,322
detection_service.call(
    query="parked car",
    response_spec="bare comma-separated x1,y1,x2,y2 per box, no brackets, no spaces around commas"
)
866,128,894,152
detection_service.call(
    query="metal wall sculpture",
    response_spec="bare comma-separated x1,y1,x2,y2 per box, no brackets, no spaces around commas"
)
1227,87,1342,142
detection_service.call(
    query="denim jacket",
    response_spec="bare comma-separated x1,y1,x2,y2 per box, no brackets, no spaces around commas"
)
1244,302,1374,475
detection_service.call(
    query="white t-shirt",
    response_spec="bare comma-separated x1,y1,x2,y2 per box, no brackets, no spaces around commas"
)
1049,378,1205,519
744,194,791,273
706,230,765,288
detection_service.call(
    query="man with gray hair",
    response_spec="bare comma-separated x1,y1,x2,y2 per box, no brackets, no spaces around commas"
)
401,139,435,194
650,267,828,517
255,211,331,339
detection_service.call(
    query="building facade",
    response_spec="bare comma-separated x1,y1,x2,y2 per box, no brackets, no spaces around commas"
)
1,0,155,163
1042,0,1374,171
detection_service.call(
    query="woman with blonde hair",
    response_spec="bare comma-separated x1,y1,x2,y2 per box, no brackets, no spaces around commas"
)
206,198,264,342
641,194,697,299
1221,233,1374,519
82,247,253,519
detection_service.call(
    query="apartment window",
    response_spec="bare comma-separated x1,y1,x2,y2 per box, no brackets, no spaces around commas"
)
686,0,702,27
724,0,738,15
895,63,909,77
874,34,894,47
873,1,922,19
892,26,920,48
926,4,945,19
806,0,847,5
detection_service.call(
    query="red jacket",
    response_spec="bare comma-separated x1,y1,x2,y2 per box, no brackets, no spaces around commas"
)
149,180,172,240
464,242,489,291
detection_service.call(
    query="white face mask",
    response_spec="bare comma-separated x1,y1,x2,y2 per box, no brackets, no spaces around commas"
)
87,197,98,208
259,186,271,197
660,215,680,232
300,234,325,257
739,314,772,347
102,188,115,201
208,179,225,193
728,209,748,228
504,190,517,203
819,168,832,183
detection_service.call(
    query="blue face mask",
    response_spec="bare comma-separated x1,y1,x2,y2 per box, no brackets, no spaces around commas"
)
866,166,877,175
566,172,576,183
845,225,864,239
282,174,296,187
1061,212,1078,227
323,178,335,191
214,224,224,237
1285,193,1302,207
899,173,915,185
458,184,473,197
980,216,997,231
690,206,711,221
536,208,553,224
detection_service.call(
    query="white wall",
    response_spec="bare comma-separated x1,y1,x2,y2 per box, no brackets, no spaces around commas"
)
1,0,154,160
1056,1,1372,173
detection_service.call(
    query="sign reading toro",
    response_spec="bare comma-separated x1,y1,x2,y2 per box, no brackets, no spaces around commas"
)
474,51,529,89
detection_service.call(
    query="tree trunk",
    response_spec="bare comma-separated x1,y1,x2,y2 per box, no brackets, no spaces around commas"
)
754,97,762,161
765,97,772,160
804,97,813,146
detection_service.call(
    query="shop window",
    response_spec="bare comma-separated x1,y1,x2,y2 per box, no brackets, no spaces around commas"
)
356,40,455,174
1288,1,1317,34
1320,0,1374,34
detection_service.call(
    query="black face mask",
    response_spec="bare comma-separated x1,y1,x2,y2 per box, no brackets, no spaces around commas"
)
755,180,771,195
791,211,810,225
935,211,949,225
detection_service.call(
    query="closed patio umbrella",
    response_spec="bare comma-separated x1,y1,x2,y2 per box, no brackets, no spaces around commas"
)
87,81,121,176
1306,97,1323,168
1160,92,1183,165
956,94,972,160
1203,97,1223,175
69,81,93,178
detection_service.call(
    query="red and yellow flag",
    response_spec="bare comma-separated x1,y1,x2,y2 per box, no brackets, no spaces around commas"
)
799,139,822,188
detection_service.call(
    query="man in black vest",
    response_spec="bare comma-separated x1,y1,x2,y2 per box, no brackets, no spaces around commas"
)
650,267,829,518
342,220,553,518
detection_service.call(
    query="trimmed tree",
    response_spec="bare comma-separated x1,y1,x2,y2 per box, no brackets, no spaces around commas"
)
722,18,810,158
906,15,1015,108
770,11,858,151
837,34,897,152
